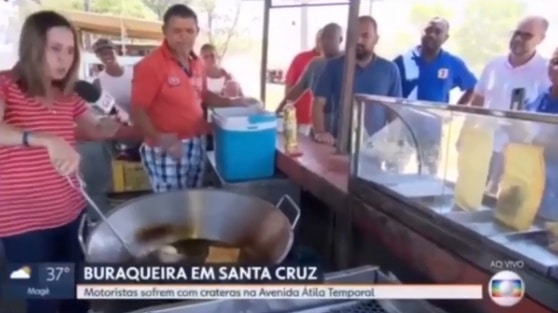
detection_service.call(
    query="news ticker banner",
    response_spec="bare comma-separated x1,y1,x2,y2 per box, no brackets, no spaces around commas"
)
7,263,524,302
2,263,325,299
76,285,482,300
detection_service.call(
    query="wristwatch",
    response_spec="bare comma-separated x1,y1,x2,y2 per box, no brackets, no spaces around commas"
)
22,131,30,147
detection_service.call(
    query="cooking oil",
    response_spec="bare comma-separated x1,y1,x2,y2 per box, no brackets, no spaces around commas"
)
283,102,301,156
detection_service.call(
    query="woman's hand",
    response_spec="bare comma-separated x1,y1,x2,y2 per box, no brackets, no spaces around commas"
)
75,110,122,141
44,136,81,176
113,105,131,124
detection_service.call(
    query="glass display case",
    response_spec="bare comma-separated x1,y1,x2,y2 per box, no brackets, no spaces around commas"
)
348,94,558,278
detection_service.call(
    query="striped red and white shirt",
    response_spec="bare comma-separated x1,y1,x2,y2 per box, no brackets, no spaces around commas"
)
0,71,86,237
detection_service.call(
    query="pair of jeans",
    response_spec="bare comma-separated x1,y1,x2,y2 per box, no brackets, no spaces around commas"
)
1,214,89,313
77,141,113,222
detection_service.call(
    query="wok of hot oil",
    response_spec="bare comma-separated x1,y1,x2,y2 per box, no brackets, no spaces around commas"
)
134,224,263,263
155,239,243,263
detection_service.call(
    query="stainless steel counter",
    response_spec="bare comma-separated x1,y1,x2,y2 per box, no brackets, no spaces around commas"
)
128,266,446,313
205,151,300,205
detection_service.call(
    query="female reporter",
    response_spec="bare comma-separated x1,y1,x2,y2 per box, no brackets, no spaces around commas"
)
0,11,117,313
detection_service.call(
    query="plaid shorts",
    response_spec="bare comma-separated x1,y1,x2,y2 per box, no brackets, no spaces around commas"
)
139,137,207,193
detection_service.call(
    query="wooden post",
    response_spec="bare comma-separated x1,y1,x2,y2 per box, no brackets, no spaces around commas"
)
336,0,361,153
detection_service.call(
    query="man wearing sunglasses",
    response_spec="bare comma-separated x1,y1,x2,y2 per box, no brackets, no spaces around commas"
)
472,16,549,109
471,16,550,194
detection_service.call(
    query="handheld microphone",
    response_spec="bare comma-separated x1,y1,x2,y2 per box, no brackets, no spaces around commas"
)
74,80,116,114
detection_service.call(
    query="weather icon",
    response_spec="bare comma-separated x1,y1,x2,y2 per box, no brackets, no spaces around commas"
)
10,266,31,279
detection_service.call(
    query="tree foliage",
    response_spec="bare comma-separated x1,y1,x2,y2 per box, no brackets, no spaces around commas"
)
23,0,245,58
142,0,190,20
93,0,158,20
37,0,158,19
453,0,525,73
190,0,243,58
408,2,453,31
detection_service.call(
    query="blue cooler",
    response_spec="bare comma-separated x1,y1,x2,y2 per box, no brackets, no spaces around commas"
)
212,107,277,181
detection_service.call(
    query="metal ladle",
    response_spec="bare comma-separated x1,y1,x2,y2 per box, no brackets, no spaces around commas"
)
67,174,135,256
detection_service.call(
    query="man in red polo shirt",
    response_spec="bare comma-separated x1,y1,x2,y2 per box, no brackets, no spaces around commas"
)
283,29,322,134
131,4,252,192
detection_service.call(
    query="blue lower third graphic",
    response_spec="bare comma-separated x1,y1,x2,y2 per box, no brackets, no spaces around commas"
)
2,263,76,299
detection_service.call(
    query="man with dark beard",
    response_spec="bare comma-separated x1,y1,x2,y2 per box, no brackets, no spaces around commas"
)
312,16,401,145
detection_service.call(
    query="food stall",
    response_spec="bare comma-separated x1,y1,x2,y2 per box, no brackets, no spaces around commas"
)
80,0,558,313
258,1,558,312
3,1,553,313
84,95,558,313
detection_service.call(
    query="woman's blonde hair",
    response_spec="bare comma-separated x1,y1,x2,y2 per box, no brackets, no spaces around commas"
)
13,11,81,97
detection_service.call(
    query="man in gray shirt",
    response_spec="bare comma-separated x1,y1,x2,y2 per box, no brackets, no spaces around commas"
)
276,23,343,116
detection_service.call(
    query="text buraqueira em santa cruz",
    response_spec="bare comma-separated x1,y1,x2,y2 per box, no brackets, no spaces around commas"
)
78,264,323,284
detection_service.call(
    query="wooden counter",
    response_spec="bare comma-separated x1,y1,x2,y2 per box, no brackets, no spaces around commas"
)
276,136,349,209
276,135,553,313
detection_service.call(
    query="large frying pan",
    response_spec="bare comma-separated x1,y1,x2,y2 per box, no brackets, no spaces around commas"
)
79,189,300,263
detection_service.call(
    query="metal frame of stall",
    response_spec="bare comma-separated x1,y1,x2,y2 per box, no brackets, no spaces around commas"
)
258,0,360,155
257,3,558,311
258,0,361,268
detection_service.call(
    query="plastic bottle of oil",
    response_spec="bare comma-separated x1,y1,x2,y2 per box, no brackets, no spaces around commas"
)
283,102,300,156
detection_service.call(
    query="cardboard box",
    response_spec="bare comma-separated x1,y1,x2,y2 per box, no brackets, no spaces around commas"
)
111,160,151,192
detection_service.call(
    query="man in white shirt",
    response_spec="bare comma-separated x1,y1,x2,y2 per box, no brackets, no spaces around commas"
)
79,39,136,221
471,16,550,193
92,38,134,113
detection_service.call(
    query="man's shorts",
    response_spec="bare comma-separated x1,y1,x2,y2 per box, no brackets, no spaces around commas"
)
139,137,207,193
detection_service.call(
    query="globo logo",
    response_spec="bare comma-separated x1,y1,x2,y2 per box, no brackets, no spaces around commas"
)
488,270,525,307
